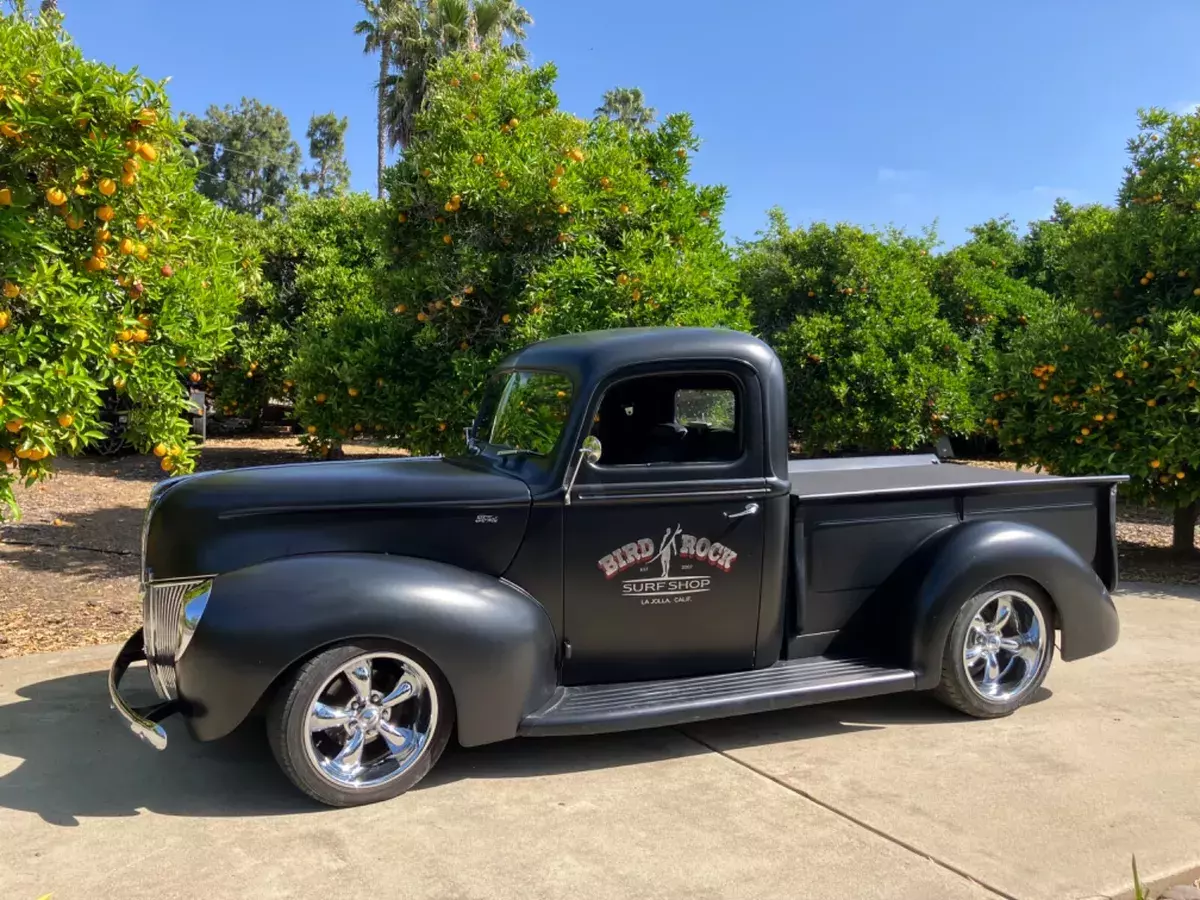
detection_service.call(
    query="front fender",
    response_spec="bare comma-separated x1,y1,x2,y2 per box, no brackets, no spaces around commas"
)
898,520,1120,689
175,553,558,746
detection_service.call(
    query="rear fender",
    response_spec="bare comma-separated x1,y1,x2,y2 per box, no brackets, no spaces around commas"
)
875,520,1119,689
174,553,558,746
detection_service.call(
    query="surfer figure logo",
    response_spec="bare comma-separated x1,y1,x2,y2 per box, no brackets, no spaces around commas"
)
650,525,683,578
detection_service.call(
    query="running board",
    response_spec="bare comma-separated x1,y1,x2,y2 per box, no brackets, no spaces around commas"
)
519,656,916,737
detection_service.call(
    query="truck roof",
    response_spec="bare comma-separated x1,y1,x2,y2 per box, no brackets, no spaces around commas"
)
498,327,779,383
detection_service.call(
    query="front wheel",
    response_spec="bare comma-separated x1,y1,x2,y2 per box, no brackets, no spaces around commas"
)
933,578,1055,718
267,642,454,807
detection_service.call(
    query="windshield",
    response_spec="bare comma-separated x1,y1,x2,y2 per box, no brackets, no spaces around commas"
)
474,370,574,458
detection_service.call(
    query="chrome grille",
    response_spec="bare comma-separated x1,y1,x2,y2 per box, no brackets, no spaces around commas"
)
142,579,205,699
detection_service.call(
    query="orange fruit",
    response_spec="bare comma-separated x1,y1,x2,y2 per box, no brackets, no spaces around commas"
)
45,187,67,206
617,273,629,285
394,304,407,314
136,108,158,126
0,448,11,464
132,329,149,343
314,393,327,404
557,203,570,215
57,413,74,428
438,422,447,432
121,171,137,187
451,296,462,307
443,234,452,244
153,443,167,457
619,203,630,214
160,457,175,472
676,148,687,158
501,314,511,324
0,310,9,330
306,425,318,435
98,178,117,196
450,77,461,88
549,176,560,189
134,243,148,260
1114,369,1124,379
417,312,428,322
119,237,135,255
136,143,158,162
471,72,481,81
97,205,115,222
135,214,151,230
473,154,484,166
84,256,107,272
0,188,12,206
5,418,24,433
189,371,201,383
348,387,359,397
1139,277,1149,286
1147,398,1157,407
1177,472,1186,480
0,122,21,139
2,281,18,299
397,212,407,223
95,228,111,243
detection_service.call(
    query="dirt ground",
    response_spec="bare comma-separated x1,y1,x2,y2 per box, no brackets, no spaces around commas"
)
1,438,1197,658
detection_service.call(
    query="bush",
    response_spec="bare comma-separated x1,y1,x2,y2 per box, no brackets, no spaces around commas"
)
291,51,746,455
991,108,1200,552
0,12,244,516
739,213,974,453
929,217,1063,432
207,193,382,425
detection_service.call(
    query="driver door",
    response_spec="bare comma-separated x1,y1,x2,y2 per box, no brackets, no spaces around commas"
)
561,368,767,685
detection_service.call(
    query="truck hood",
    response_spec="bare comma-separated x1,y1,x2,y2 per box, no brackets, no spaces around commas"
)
144,456,532,581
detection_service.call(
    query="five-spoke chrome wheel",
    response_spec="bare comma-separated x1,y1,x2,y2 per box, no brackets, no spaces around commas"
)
303,651,439,791
961,589,1048,703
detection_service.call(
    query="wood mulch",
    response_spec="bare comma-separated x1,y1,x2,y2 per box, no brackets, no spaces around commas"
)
1,441,1196,658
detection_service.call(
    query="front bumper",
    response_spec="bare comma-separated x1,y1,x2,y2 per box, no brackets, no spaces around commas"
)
108,628,181,750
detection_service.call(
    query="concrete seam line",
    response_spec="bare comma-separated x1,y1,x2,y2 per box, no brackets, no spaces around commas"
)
677,728,1022,900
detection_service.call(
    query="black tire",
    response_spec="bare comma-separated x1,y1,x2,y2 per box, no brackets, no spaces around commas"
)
266,641,454,807
933,577,1055,719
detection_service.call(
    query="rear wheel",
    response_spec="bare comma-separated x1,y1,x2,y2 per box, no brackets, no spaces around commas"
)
267,642,454,807
933,578,1054,718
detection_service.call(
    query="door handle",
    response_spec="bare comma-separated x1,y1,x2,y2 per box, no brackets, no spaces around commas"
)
724,502,760,519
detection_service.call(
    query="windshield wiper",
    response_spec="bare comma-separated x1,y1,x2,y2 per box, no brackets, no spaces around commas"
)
496,448,546,457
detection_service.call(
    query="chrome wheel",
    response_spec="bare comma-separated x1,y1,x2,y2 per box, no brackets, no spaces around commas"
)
962,589,1048,703
303,651,438,790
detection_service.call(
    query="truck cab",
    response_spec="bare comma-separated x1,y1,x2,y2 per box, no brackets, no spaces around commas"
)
110,327,1126,808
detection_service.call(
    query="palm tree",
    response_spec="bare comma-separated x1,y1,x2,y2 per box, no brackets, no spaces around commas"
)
380,0,532,153
355,0,411,198
596,87,656,133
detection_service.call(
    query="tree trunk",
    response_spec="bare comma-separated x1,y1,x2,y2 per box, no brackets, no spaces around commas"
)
376,43,390,199
1173,499,1199,556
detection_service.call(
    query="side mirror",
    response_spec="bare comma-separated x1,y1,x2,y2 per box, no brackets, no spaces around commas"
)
565,436,602,506
581,435,602,464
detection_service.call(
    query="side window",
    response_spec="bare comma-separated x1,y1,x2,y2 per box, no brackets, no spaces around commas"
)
590,373,742,466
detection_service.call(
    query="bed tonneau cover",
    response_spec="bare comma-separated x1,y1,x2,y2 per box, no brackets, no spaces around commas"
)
788,456,1128,502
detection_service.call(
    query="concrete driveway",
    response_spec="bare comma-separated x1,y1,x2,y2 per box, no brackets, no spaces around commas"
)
1,584,1197,900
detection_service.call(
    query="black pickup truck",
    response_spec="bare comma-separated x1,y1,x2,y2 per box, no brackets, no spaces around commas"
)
110,327,1127,807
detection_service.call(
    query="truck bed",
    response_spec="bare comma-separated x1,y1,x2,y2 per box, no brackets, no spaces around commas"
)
788,456,1125,501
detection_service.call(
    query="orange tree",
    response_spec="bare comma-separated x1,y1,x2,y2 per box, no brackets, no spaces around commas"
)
0,11,243,516
929,217,1064,442
206,193,381,425
289,51,746,455
990,109,1200,553
739,212,975,453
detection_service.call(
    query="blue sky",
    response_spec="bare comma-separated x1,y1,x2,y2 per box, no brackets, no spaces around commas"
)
60,0,1200,246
